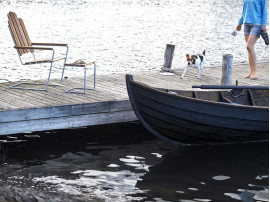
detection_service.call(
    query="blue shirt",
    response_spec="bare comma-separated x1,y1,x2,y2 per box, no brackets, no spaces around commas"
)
238,0,268,25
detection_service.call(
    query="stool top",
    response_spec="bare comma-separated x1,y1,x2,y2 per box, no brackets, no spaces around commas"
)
65,59,95,67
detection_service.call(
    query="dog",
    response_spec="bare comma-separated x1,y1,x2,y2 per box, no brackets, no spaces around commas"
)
181,50,206,79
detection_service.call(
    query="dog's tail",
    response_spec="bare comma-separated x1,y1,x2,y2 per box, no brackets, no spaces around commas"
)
202,49,206,56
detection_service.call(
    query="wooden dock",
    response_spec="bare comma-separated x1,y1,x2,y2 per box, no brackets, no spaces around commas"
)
0,62,268,135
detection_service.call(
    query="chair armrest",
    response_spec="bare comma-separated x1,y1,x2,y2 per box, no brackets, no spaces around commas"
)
32,43,68,46
14,46,53,50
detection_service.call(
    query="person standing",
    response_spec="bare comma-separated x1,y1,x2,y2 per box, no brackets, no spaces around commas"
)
236,0,268,79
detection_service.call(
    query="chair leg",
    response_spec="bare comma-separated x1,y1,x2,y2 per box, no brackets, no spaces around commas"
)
45,58,54,91
10,50,59,91
60,65,66,84
10,82,59,91
60,46,69,84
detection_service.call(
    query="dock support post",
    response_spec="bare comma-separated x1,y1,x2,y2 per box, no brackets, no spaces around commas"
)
221,54,233,85
162,44,175,72
0,143,6,165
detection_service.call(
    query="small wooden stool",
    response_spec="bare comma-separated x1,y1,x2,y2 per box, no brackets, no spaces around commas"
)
62,60,96,94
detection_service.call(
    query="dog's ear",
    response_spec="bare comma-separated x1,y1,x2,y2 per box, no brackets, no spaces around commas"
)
186,54,190,60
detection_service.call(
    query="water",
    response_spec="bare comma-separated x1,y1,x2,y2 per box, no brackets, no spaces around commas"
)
0,122,268,201
0,0,269,83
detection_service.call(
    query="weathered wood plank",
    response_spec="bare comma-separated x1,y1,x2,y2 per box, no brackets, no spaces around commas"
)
0,100,132,123
0,110,137,135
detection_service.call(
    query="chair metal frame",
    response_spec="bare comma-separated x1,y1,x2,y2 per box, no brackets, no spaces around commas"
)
7,11,69,91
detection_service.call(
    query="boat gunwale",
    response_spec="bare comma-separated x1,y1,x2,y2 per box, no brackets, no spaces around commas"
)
134,92,268,128
130,79,269,110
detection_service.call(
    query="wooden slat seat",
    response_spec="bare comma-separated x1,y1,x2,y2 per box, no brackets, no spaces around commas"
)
25,56,66,65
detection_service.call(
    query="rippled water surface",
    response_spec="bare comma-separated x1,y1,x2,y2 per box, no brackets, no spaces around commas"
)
0,0,269,82
0,123,268,201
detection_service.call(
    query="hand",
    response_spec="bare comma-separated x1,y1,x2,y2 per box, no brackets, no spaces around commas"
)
236,24,242,31
262,26,267,33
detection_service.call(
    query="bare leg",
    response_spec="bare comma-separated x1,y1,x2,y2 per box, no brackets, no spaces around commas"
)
244,35,252,78
245,35,259,79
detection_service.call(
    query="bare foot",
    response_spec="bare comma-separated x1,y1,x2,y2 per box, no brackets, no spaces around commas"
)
244,73,251,78
250,72,258,80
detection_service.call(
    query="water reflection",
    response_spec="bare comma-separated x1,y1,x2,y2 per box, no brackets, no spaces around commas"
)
0,123,171,201
0,123,268,201
135,142,269,201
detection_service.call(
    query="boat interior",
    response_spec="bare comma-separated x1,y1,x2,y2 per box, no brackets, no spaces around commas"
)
161,89,269,107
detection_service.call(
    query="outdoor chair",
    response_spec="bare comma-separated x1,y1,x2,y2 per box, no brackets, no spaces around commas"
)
7,11,69,91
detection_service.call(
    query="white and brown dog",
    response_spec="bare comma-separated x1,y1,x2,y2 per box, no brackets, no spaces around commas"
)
181,50,206,79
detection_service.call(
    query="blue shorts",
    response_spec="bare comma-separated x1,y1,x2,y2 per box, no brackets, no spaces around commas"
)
244,24,263,37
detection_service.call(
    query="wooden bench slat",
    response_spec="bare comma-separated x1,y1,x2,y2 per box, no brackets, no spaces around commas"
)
25,56,66,64
14,46,53,50
8,12,31,55
32,42,68,46
19,18,34,54
8,13,24,55
8,13,26,53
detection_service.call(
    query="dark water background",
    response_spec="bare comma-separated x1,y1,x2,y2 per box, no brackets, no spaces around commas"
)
0,122,268,201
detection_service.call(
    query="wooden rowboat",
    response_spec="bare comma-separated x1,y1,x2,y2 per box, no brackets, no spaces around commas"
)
126,74,269,145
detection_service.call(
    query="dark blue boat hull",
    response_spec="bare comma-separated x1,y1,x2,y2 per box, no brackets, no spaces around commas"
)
126,74,269,144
